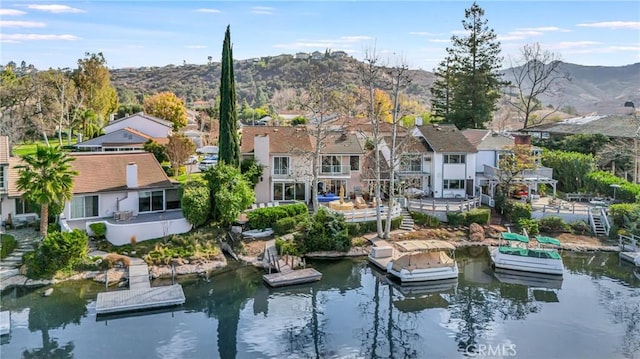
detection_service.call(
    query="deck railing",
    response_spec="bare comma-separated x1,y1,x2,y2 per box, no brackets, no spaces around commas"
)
326,203,402,223
407,197,481,213
619,234,639,252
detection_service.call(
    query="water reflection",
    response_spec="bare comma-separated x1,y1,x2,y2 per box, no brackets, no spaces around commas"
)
0,250,638,358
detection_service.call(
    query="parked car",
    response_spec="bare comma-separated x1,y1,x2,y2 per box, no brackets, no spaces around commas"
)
184,155,199,165
198,158,217,171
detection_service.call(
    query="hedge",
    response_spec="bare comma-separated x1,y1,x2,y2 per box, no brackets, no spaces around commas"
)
274,213,309,235
247,202,308,229
584,171,640,203
538,216,571,233
410,212,441,228
502,200,532,224
0,234,17,259
445,208,490,226
346,217,402,237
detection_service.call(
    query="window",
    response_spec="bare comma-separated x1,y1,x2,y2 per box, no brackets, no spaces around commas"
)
139,190,164,212
273,157,290,176
400,155,422,172
444,154,466,164
321,155,341,173
70,195,99,219
443,179,465,190
350,156,360,171
0,166,5,189
165,189,180,210
16,198,38,215
273,182,306,201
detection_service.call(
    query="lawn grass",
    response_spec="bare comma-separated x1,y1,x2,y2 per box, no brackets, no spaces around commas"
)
13,138,78,157
176,172,204,183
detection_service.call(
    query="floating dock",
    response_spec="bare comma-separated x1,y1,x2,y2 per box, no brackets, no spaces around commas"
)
263,268,322,287
620,251,640,266
0,311,10,336
95,260,185,315
619,234,640,266
367,240,397,272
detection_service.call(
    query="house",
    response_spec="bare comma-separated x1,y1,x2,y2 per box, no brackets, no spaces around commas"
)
59,152,191,244
0,136,40,228
296,52,310,60
331,50,348,58
311,51,324,60
411,124,478,199
375,135,433,197
74,112,173,152
318,131,365,198
241,126,314,204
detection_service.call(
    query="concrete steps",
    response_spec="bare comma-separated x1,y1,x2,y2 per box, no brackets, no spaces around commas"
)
400,209,415,231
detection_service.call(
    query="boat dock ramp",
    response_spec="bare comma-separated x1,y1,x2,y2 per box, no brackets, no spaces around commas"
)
95,258,185,315
262,239,322,287
619,234,640,266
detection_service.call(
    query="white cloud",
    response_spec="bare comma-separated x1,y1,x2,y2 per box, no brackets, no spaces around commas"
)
26,4,85,13
0,9,26,16
196,8,220,13
340,35,373,42
0,20,46,28
577,21,640,30
409,31,437,36
517,26,571,33
185,45,207,49
550,41,601,49
273,35,373,50
251,6,274,15
0,33,80,41
428,39,450,43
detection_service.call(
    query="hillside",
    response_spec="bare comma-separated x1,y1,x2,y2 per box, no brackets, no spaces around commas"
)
110,56,639,117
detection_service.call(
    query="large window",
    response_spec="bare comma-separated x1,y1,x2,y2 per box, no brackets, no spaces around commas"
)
321,155,342,174
273,157,290,176
400,155,422,172
165,189,180,210
70,195,99,219
350,156,360,171
139,190,164,212
444,154,466,164
443,179,465,190
273,182,305,201
0,167,5,190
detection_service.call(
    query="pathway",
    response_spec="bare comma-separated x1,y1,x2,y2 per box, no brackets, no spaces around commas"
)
0,228,41,281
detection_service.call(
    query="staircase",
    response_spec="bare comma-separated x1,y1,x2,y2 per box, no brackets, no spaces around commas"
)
589,207,610,237
0,231,36,280
399,209,415,231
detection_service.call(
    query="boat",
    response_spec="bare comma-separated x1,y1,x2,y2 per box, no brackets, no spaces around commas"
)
493,268,563,290
386,240,459,283
489,232,564,276
241,228,274,239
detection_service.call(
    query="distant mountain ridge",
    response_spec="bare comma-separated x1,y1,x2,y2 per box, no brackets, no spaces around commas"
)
110,57,640,115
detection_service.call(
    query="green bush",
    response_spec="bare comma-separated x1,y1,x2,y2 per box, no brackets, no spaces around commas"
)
503,200,532,224
410,212,440,228
446,212,465,226
24,229,88,278
274,214,309,235
608,203,640,228
47,223,61,234
584,171,640,203
517,218,540,236
295,208,350,252
539,216,571,233
275,238,300,256
89,222,107,238
247,202,308,229
464,208,490,225
570,221,591,235
346,217,402,236
180,180,211,227
0,234,17,259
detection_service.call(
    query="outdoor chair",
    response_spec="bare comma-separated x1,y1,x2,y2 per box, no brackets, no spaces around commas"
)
355,196,368,209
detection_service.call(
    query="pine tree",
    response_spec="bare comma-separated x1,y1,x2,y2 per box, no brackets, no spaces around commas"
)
431,2,506,129
430,56,455,121
218,25,240,167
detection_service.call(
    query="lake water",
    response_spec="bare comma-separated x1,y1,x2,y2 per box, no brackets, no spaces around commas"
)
1,249,639,359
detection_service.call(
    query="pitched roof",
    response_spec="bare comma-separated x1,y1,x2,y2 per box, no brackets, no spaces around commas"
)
0,136,9,164
523,114,640,139
68,152,173,194
339,117,394,134
241,126,313,154
75,128,169,148
322,131,363,154
382,135,432,153
416,124,477,153
462,129,516,151
7,157,23,197
107,112,173,128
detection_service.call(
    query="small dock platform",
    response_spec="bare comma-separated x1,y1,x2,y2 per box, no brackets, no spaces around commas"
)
0,311,10,336
95,259,185,315
367,240,397,272
619,234,640,266
621,251,640,266
263,268,322,287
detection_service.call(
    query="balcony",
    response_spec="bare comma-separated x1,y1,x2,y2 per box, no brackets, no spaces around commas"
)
272,170,292,179
320,164,351,176
483,165,553,180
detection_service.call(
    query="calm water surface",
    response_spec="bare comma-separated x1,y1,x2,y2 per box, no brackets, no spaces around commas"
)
1,249,639,359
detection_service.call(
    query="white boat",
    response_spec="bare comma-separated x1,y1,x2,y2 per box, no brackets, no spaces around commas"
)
386,240,459,283
241,228,273,239
490,233,564,276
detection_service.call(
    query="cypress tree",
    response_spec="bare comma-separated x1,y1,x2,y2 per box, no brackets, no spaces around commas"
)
218,25,240,167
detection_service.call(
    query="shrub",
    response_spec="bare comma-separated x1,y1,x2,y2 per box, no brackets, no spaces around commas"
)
295,208,350,252
47,223,61,234
584,171,640,203
446,212,465,226
539,216,571,233
274,213,309,235
180,180,211,227
410,212,440,228
24,229,88,278
608,203,640,228
248,202,308,229
503,200,532,224
517,218,540,236
464,208,490,226
89,222,107,238
275,238,300,256
0,234,17,259
570,221,591,235
346,217,402,236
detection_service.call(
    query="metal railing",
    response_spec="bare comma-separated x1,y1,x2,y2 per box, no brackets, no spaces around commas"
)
320,164,351,175
619,234,639,252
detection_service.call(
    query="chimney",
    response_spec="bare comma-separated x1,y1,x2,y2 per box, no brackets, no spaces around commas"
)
126,162,138,188
513,134,531,146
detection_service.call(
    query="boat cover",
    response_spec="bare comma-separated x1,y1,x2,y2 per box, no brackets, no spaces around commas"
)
535,236,561,246
500,232,529,243
396,240,456,252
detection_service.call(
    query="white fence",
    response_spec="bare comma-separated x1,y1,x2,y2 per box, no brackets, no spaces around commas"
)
326,204,402,223
407,198,482,222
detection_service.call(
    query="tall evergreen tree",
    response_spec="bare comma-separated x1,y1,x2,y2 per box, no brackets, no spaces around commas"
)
432,2,506,129
218,25,240,167
430,56,455,121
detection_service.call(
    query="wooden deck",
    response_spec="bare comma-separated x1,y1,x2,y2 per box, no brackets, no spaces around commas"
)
95,260,185,315
263,268,322,287
0,311,10,336
367,240,398,272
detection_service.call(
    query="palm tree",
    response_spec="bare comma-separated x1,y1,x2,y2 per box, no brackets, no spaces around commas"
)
15,145,77,237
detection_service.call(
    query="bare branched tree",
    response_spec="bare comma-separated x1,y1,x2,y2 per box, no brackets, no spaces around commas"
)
507,42,571,128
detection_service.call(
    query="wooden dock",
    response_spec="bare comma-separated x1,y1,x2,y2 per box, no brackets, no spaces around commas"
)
95,259,185,315
262,239,322,287
367,240,397,272
619,234,640,266
0,311,10,336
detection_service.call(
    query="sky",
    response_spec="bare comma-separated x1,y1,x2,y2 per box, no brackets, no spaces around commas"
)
1,1,639,71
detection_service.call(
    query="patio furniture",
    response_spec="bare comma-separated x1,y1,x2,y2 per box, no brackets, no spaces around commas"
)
355,196,368,209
